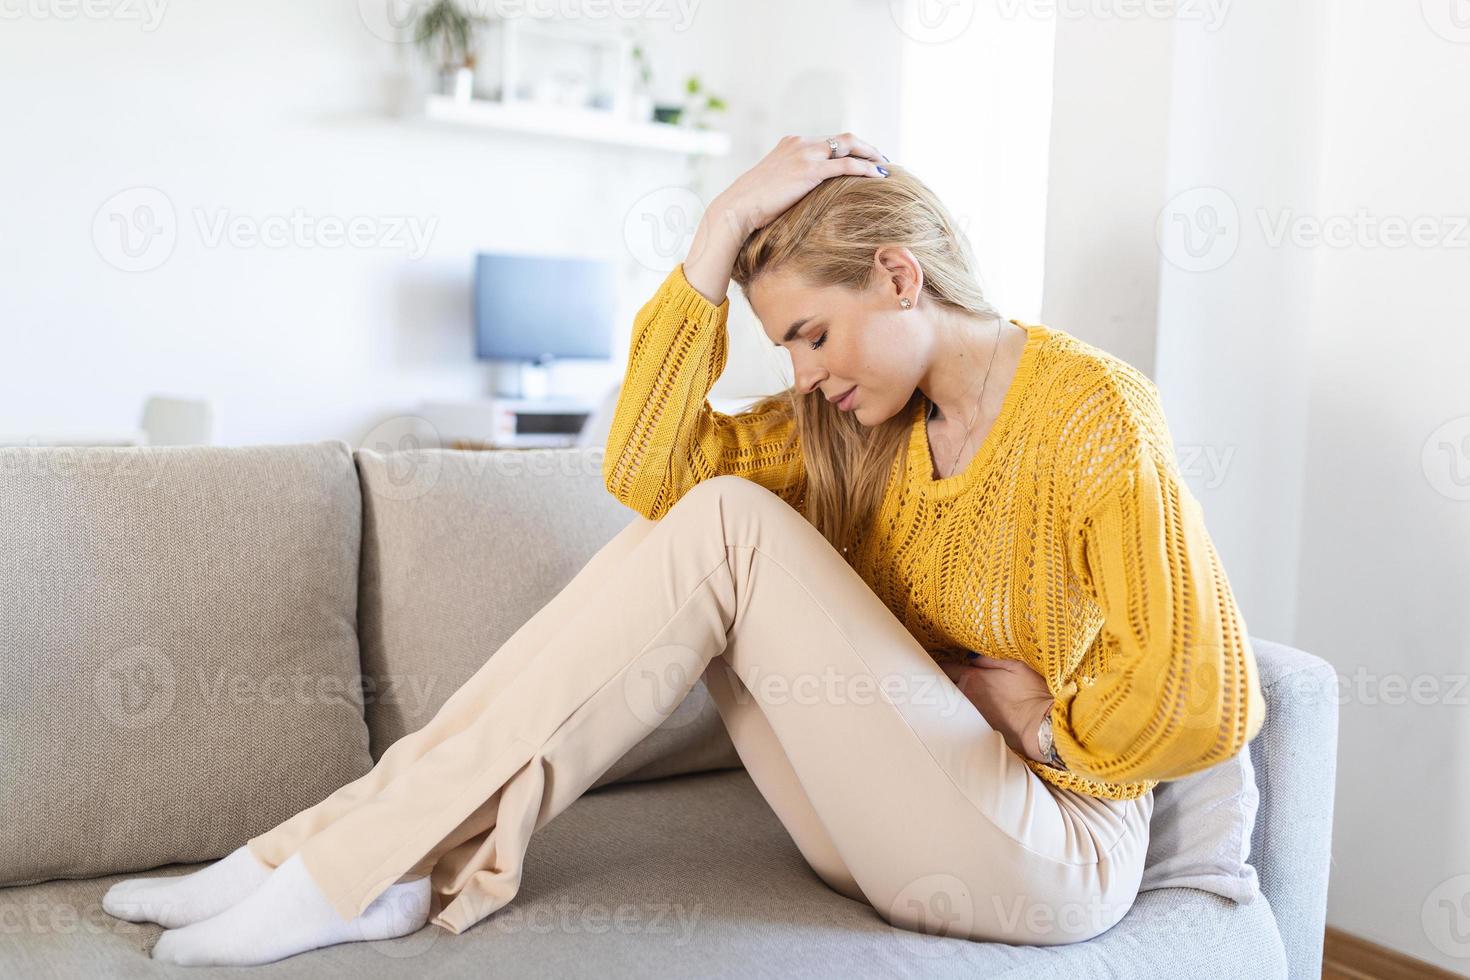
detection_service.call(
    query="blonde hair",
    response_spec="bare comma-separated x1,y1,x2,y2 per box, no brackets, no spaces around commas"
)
727,163,1002,559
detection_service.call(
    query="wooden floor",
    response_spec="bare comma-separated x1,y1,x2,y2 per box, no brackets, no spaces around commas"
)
1323,927,1465,979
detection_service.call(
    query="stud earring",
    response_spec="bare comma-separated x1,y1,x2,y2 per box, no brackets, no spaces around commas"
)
899,297,912,310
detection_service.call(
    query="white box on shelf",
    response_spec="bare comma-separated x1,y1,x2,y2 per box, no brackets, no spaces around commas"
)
419,397,599,450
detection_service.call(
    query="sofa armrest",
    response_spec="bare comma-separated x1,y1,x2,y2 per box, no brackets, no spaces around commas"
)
1246,637,1339,980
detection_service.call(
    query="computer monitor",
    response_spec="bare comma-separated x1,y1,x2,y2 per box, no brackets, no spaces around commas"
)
473,252,615,363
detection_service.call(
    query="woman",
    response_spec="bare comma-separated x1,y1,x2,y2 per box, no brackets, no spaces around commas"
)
107,134,1265,967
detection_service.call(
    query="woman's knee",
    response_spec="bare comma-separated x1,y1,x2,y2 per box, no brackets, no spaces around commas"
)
672,474,792,519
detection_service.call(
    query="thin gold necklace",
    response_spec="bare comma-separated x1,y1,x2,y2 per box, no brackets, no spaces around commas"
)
926,317,1004,479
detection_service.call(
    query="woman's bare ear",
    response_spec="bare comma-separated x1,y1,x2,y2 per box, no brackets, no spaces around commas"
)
872,245,921,304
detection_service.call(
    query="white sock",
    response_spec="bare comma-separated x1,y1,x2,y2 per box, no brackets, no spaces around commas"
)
150,851,431,966
103,843,273,929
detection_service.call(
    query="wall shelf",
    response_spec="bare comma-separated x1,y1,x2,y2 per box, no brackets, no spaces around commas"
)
422,95,731,156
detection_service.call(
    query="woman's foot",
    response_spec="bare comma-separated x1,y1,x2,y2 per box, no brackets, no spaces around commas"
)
150,851,431,966
102,843,273,929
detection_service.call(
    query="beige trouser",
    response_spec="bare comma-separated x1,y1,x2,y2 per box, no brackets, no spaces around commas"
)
246,474,1153,945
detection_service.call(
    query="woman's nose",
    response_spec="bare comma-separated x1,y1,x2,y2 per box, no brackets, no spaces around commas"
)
794,360,826,395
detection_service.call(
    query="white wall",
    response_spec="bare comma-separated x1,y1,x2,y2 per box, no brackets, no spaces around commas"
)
1041,11,1174,372
1151,0,1327,644
0,0,905,447
0,0,1058,446
899,1,1056,324
1292,1,1470,972
1044,1,1470,971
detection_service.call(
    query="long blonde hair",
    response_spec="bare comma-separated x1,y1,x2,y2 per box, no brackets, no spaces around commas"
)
726,163,1001,559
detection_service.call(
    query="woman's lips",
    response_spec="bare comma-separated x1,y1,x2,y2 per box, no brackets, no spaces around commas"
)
837,386,858,410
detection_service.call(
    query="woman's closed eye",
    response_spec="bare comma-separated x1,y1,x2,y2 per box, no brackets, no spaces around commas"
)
809,331,827,351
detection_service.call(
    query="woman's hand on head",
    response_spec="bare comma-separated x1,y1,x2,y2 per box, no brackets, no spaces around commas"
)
708,133,889,242
681,133,888,306
940,653,1056,764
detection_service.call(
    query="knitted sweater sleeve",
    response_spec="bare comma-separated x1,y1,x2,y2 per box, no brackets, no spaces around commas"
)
601,262,804,520
1051,373,1267,784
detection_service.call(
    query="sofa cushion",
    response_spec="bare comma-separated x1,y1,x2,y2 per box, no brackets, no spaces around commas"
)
0,441,373,887
1140,743,1261,903
351,445,740,788
0,769,1286,977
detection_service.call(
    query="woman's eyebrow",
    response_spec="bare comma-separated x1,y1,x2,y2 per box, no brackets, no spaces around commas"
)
776,316,819,347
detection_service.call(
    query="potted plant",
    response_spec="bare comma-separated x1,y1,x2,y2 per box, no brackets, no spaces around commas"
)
411,0,485,102
629,42,654,123
678,74,727,130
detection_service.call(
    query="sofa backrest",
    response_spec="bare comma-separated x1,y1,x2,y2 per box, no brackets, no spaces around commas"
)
0,441,374,887
1246,638,1339,980
350,444,741,789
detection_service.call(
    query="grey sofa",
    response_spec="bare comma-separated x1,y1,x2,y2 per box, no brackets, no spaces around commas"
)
0,441,1337,978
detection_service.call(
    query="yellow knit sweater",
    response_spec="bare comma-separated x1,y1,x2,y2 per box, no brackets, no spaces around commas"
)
603,262,1267,801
